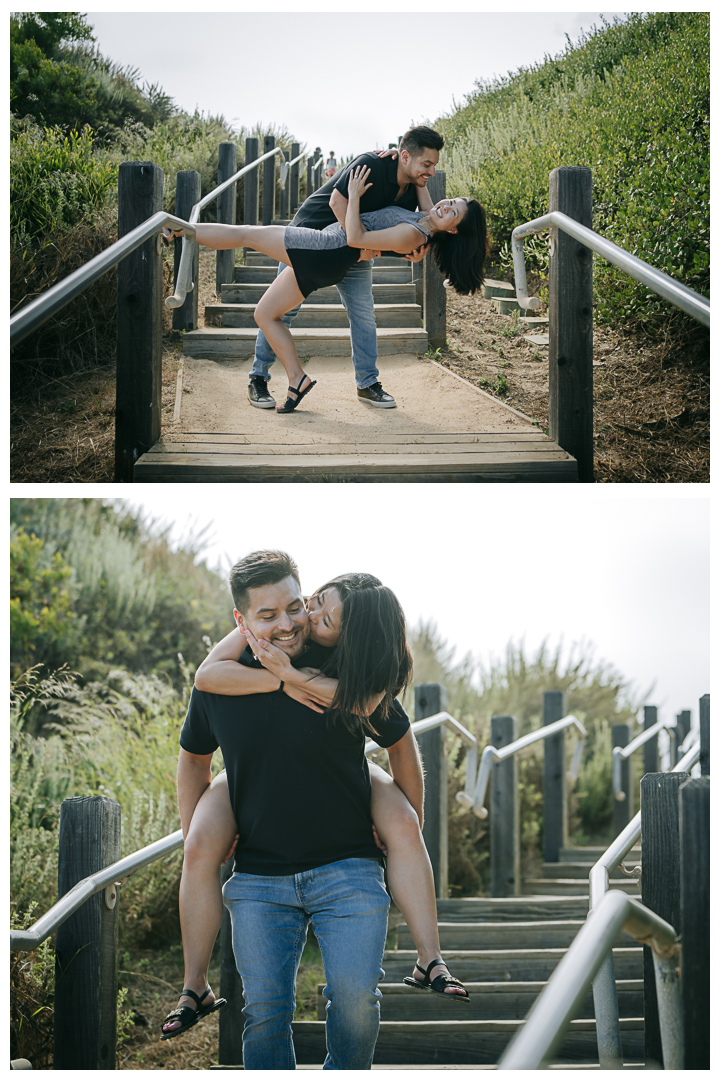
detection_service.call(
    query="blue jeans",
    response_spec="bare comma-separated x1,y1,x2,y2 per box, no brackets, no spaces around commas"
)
222,857,389,1070
249,261,380,389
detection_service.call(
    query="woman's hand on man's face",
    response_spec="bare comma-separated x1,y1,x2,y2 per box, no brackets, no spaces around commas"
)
244,627,294,676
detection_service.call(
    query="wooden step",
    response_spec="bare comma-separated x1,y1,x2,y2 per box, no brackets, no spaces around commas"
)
521,878,641,897
483,279,515,299
434,896,591,922
558,846,641,863
182,326,427,360
221,282,417,305
318,980,644,1022
205,302,423,329
396,920,635,950
231,265,411,285
539,861,639,879
381,947,642,983
291,1017,644,1066
492,296,532,315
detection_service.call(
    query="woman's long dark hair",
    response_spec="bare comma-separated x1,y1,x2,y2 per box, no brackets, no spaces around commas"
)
309,572,413,736
429,198,489,295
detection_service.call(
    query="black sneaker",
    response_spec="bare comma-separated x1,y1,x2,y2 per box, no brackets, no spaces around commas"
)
357,382,396,408
247,376,276,409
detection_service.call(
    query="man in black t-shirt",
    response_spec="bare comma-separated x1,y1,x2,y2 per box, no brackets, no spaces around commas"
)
247,125,444,412
178,550,419,1069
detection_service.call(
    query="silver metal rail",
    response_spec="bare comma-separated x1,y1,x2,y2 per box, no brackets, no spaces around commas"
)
10,829,184,953
512,210,710,328
497,888,683,1070
366,711,478,806
167,144,287,310
456,715,586,819
591,739,700,1068
613,718,676,801
9,211,195,349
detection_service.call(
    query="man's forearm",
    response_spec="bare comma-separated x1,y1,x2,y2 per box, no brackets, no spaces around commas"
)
177,750,213,837
329,189,349,226
386,731,425,826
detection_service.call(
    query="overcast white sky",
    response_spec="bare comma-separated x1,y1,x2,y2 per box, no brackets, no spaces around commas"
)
84,9,618,160
116,488,710,729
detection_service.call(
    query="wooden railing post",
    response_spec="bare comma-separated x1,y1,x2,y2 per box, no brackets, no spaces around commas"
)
216,142,237,293
699,693,709,775
490,715,520,897
306,153,314,198
54,796,121,1069
548,165,594,482
262,135,276,225
115,161,163,482
423,171,446,349
640,771,687,1069
679,776,709,1068
643,705,659,774
172,170,201,336
219,861,244,1065
279,150,290,220
612,723,632,838
290,142,300,215
674,709,691,765
542,691,567,862
414,683,448,899
244,138,259,226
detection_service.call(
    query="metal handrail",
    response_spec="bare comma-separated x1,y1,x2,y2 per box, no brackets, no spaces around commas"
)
10,829,184,953
497,889,683,1069
613,717,677,801
9,211,195,349
167,144,286,309
365,711,478,807
456,715,587,819
590,740,700,1068
512,210,710,328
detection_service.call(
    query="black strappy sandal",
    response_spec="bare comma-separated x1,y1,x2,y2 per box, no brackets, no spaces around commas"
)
276,374,317,413
160,986,227,1040
403,958,470,1003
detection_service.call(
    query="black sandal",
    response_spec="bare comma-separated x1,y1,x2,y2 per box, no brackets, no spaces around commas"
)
160,986,227,1040
276,374,317,413
403,959,470,1003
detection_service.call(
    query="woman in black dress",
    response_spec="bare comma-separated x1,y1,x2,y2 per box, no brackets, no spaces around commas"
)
164,167,487,412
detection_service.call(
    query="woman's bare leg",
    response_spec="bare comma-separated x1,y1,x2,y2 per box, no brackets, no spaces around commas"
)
369,761,466,996
254,268,311,403
193,223,291,265
162,772,237,1032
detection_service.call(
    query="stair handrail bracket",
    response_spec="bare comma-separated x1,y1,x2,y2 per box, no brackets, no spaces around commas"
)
511,210,710,327
167,145,287,310
459,714,586,819
612,717,678,801
10,828,184,953
365,710,478,807
497,889,683,1070
10,212,195,349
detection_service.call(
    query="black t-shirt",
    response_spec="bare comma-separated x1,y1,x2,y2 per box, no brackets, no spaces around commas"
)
292,152,420,231
180,642,410,875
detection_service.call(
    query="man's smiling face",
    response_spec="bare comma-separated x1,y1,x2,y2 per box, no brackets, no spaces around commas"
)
234,575,309,659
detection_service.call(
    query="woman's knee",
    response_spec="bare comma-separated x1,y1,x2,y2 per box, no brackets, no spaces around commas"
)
184,818,231,869
379,803,422,848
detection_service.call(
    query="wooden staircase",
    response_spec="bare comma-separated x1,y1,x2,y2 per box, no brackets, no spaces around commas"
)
290,846,644,1068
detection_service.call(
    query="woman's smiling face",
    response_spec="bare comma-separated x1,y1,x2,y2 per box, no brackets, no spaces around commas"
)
307,587,343,647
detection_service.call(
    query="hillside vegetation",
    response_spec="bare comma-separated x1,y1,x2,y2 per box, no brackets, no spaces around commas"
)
438,12,709,342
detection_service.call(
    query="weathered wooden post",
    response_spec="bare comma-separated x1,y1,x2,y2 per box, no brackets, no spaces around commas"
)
643,705,659,775
306,153,313,198
548,165,594,482
279,150,290,220
679,776,709,1068
115,161,163,482
640,772,687,1069
490,715,520,897
262,135,276,225
172,170,201,336
414,683,448,899
675,709,691,764
699,693,709,774
54,796,121,1069
219,861,244,1065
216,142,237,293
612,723,632,838
244,138,259,226
542,691,567,862
290,142,300,215
423,171,446,349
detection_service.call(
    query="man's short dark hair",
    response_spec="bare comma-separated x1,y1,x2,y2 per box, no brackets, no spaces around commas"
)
399,126,444,157
229,550,300,613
